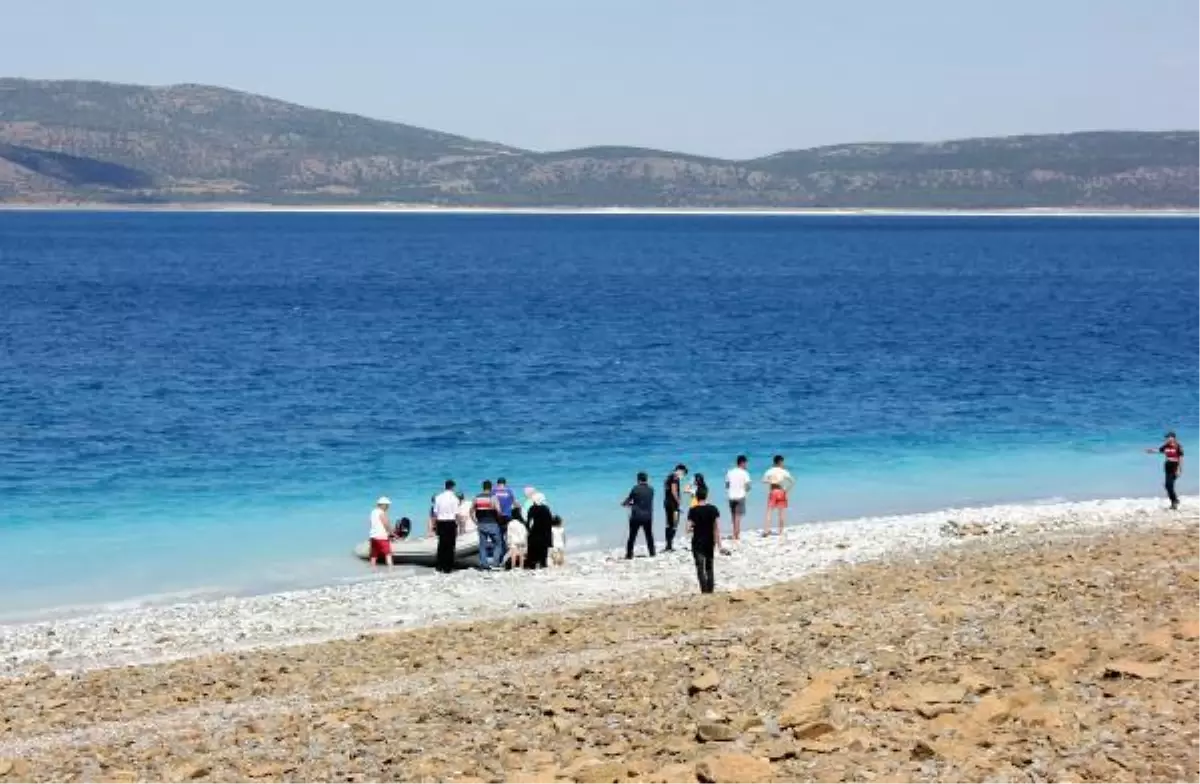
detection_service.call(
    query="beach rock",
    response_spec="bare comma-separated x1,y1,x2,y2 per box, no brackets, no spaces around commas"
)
778,680,836,727
905,683,967,704
791,720,836,740
689,669,720,695
508,768,559,783
696,722,737,742
1175,617,1199,640
1103,659,1165,680
568,760,626,783
245,761,296,778
643,763,695,783
695,753,773,783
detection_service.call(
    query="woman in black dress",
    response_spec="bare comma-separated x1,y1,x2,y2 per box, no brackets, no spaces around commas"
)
525,492,553,569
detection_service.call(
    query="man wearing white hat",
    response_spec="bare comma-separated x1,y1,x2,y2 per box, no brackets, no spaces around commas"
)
368,496,394,569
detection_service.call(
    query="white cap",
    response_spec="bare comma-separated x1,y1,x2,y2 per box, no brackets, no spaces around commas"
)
376,496,391,506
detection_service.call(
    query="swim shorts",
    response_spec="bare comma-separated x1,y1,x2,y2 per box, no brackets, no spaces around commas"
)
369,537,392,558
767,488,788,509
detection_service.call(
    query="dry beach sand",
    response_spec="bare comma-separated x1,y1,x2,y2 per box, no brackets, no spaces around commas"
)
0,506,1197,782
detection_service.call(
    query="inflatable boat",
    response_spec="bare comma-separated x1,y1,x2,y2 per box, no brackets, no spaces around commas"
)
354,530,480,568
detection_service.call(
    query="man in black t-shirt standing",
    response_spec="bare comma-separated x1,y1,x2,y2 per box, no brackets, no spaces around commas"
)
687,486,720,594
623,472,656,559
1146,431,1186,510
663,463,688,552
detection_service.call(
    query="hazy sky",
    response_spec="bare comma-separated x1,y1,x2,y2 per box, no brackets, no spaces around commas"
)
2,0,1196,158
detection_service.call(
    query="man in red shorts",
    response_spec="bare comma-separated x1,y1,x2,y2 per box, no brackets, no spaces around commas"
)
368,496,394,569
761,454,795,539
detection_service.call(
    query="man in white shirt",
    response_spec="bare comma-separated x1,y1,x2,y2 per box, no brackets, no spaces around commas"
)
724,455,752,541
432,480,462,574
368,496,393,569
762,454,795,539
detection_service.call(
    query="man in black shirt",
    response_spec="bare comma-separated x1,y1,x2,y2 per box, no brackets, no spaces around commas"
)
663,463,688,552
687,486,720,594
1146,431,1185,510
622,472,656,559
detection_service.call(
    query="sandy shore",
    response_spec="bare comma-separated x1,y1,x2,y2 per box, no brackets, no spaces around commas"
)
0,503,1196,782
0,497,1189,677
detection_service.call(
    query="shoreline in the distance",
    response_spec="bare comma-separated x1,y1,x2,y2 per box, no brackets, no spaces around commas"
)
1,202,1197,217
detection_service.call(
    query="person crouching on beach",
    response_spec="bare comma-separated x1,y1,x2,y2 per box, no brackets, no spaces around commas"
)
686,486,720,594
550,515,566,567
762,454,795,539
506,515,528,569
368,496,393,570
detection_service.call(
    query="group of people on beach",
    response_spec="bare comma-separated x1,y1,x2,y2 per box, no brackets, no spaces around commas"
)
368,478,566,573
621,454,795,593
367,434,1186,595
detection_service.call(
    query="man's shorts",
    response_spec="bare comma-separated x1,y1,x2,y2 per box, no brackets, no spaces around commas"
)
768,488,789,509
728,498,746,516
369,537,392,558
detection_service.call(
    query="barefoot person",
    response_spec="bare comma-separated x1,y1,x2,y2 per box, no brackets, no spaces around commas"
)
762,454,795,538
623,472,656,559
368,496,393,570
550,516,567,567
1146,432,1185,510
724,455,751,541
663,464,687,552
506,515,528,569
686,486,720,594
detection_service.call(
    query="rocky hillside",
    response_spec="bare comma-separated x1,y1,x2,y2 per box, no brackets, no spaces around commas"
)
1,78,1196,207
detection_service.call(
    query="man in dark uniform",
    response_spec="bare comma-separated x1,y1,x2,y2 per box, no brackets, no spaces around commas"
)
663,463,687,552
623,472,656,559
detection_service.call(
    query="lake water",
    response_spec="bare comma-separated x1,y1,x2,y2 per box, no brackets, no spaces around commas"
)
1,212,1196,619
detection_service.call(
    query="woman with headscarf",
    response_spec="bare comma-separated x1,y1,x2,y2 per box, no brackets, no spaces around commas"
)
524,490,553,569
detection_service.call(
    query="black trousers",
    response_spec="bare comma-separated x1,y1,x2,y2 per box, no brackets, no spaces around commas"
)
1166,462,1180,507
626,516,655,559
664,505,680,550
693,544,715,594
435,519,457,573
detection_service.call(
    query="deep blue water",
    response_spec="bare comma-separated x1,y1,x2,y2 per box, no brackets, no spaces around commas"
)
1,212,1196,617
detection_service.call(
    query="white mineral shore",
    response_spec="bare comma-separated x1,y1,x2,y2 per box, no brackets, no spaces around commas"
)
0,496,1192,678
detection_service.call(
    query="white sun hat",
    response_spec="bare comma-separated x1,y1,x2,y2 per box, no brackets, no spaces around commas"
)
377,496,391,505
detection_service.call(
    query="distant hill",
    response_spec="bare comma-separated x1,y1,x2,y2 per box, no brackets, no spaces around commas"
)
1,78,1196,208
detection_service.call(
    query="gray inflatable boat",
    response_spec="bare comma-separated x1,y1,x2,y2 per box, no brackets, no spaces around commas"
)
354,530,480,568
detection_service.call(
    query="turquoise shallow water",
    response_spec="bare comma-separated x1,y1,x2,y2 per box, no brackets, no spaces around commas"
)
0,212,1196,618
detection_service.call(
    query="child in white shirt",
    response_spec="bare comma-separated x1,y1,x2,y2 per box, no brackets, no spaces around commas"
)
506,517,528,569
550,516,566,567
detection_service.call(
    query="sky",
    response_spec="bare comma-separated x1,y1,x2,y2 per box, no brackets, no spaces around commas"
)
2,0,1197,159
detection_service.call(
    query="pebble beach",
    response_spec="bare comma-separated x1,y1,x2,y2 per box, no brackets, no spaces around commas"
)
0,497,1196,782
0,497,1192,679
